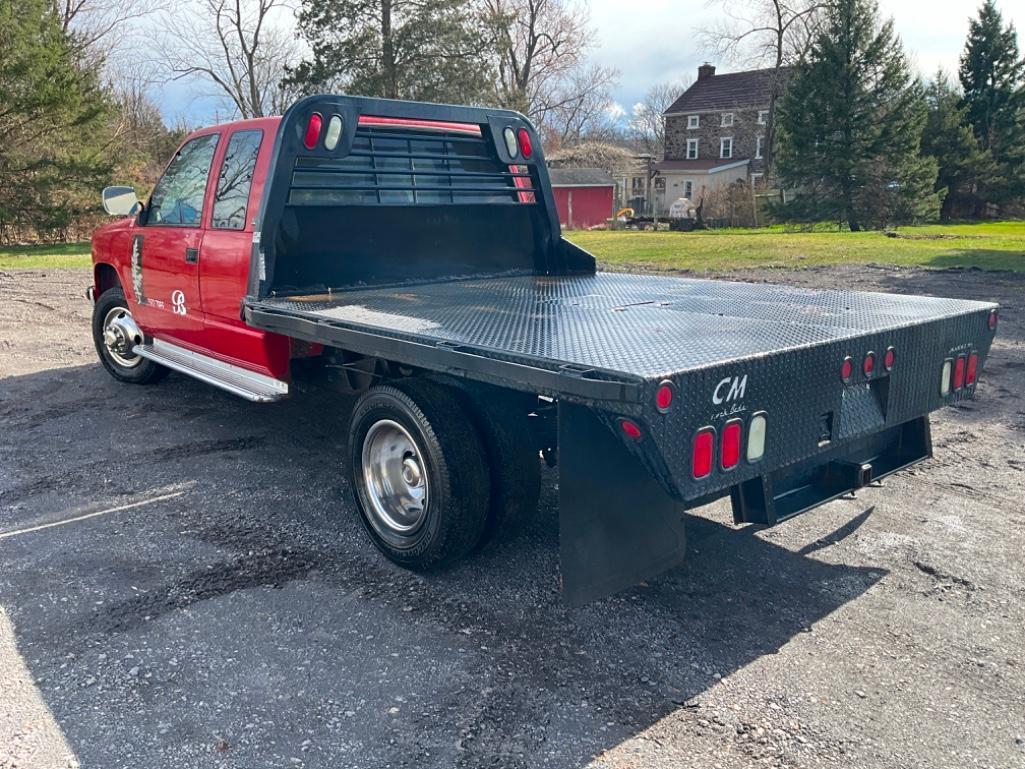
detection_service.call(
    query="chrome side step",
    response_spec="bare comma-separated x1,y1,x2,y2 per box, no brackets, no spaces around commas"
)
133,338,289,403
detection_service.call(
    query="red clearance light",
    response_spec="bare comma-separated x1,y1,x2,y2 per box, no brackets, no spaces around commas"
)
721,420,742,470
988,309,998,331
620,419,642,441
517,127,533,158
841,356,854,382
884,346,896,371
953,355,966,390
692,428,715,479
656,381,674,412
303,113,323,149
863,351,876,378
966,352,978,385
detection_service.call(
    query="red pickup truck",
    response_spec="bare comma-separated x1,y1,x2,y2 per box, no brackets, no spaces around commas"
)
89,95,999,604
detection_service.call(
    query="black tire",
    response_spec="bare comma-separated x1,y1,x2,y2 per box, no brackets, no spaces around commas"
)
348,379,491,569
463,390,542,548
92,287,168,384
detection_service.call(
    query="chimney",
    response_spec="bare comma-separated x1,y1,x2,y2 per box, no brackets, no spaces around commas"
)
698,63,716,80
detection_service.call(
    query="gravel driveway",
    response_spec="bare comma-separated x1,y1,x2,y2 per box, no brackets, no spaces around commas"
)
1,265,1023,769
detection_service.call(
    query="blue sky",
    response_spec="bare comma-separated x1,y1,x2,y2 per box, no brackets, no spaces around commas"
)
157,0,1023,126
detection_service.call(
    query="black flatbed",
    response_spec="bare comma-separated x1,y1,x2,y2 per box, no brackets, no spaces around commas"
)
245,272,992,402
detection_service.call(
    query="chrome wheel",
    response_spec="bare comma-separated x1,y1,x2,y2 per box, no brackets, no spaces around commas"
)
101,307,142,368
361,419,429,535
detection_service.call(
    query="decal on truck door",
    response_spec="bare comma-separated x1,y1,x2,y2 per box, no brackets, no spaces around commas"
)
171,290,187,315
131,234,145,303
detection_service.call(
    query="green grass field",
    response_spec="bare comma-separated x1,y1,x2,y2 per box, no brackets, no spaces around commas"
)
567,221,1025,272
2,221,1023,272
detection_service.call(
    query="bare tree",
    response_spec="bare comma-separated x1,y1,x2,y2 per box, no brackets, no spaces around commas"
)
629,79,690,157
483,0,619,143
152,0,301,119
700,0,825,176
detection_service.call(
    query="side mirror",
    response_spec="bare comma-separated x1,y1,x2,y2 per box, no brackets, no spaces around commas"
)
102,186,141,217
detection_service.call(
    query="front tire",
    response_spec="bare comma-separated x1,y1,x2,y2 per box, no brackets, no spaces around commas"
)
348,380,491,569
92,287,167,384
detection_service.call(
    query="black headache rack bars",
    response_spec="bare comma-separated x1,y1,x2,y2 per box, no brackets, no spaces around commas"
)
247,94,595,300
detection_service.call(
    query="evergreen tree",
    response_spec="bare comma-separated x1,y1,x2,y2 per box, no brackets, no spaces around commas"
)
773,0,941,230
288,0,495,104
921,70,995,219
958,0,1025,209
0,0,113,239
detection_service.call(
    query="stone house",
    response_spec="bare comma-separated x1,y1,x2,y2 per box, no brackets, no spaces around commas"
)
655,63,788,212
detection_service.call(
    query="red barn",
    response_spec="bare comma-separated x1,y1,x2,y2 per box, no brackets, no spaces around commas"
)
548,168,616,230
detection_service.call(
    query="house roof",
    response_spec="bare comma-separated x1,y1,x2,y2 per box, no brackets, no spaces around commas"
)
653,158,750,174
548,168,616,187
664,67,791,114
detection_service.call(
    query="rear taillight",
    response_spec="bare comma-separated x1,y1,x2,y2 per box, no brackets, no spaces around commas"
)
517,127,533,158
953,355,966,390
303,113,323,149
884,346,896,371
721,420,742,470
503,127,518,157
863,351,876,378
966,352,979,386
620,419,642,441
693,428,714,479
988,309,998,331
747,413,767,463
841,356,854,383
655,381,674,412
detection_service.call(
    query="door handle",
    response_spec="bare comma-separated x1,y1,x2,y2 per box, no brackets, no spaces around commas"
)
185,247,199,263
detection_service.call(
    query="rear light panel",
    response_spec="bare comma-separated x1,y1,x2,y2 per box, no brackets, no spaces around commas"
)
655,381,674,412
747,413,767,463
303,113,323,149
863,351,876,378
952,355,966,391
988,309,998,331
883,346,896,371
940,359,953,395
840,356,854,382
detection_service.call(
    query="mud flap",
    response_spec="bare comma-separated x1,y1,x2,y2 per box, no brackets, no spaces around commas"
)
558,403,687,606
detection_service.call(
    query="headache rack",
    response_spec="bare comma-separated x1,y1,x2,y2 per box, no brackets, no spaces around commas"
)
249,95,590,298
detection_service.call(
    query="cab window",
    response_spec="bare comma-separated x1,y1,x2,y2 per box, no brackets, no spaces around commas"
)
146,134,219,227
212,130,263,230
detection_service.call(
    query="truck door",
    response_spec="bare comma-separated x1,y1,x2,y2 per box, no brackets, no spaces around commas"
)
198,127,289,378
130,132,219,345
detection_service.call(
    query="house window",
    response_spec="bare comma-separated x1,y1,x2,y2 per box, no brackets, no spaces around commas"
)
654,177,666,190
751,173,764,188
631,176,644,192
721,113,734,127
686,138,699,160
758,110,768,124
756,135,764,159
687,115,699,129
720,137,733,159
684,180,694,198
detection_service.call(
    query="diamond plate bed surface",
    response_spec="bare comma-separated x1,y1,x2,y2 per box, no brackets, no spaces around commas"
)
250,272,992,379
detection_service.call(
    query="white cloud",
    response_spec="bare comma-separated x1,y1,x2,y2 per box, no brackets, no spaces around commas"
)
606,101,627,120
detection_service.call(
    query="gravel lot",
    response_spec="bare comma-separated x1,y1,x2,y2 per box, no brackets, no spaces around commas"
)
1,265,1023,769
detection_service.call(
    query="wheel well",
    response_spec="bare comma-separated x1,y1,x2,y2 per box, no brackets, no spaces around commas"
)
94,263,121,297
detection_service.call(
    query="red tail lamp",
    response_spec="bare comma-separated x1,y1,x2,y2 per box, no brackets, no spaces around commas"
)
620,418,642,441
721,420,742,470
303,113,323,149
655,381,674,412
988,309,998,331
863,351,876,378
966,352,978,386
517,127,533,158
884,346,896,371
840,356,854,383
692,428,715,479
952,355,966,390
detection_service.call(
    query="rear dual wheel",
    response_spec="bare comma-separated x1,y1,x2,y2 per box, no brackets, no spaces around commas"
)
348,379,542,570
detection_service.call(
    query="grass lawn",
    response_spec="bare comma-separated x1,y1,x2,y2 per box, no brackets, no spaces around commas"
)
2,221,1023,272
566,221,1025,272
0,241,91,270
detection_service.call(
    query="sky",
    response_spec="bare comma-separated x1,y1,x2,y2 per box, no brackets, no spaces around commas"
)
157,0,1024,126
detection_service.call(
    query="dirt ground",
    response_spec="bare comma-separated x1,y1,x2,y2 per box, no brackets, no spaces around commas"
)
1,265,1023,769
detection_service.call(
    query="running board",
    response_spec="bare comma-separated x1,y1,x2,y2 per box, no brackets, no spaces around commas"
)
133,338,289,403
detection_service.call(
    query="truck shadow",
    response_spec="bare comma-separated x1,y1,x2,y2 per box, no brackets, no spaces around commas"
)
1,363,884,769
